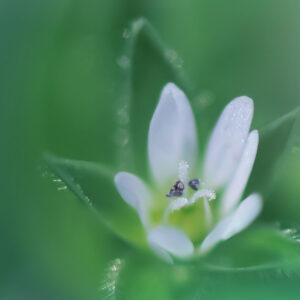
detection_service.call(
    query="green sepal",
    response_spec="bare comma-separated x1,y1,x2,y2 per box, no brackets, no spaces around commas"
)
44,153,146,247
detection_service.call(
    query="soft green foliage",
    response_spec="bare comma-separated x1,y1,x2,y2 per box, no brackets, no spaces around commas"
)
43,15,300,299
203,226,300,270
44,153,146,246
116,18,192,179
99,227,300,300
247,106,300,198
2,1,300,299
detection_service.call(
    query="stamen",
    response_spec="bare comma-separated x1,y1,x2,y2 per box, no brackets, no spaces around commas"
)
188,178,200,191
189,189,216,204
163,197,189,223
189,188,216,229
168,197,189,212
178,161,189,197
166,180,184,197
166,189,182,197
174,180,184,192
203,197,212,229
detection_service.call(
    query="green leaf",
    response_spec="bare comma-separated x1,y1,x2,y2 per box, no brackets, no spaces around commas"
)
246,106,300,197
115,18,194,179
202,226,300,271
44,153,146,247
103,227,300,300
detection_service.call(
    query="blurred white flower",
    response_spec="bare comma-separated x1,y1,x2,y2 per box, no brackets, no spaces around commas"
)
115,83,262,263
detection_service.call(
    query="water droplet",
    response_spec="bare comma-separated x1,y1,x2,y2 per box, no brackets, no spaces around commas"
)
282,226,300,242
165,49,183,68
85,196,93,206
122,28,131,39
53,178,62,182
132,19,144,32
116,55,131,70
193,91,214,111
114,128,130,147
57,186,67,191
117,105,129,126
99,258,124,299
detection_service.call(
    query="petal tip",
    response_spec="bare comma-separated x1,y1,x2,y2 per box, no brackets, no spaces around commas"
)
162,82,185,101
250,193,263,210
229,96,254,115
163,82,180,91
114,171,129,187
148,226,194,259
148,82,197,186
234,95,254,105
222,193,263,240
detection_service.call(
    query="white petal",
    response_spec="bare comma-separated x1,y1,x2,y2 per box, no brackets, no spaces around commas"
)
148,226,194,260
148,83,197,187
149,242,174,264
199,217,232,253
203,96,254,189
199,194,262,253
114,172,150,228
220,130,259,217
222,193,262,240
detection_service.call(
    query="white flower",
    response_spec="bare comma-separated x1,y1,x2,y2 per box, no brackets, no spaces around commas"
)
114,83,262,263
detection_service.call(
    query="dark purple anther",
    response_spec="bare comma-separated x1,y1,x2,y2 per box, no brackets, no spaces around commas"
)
166,180,184,197
189,178,200,191
173,180,184,192
166,189,183,197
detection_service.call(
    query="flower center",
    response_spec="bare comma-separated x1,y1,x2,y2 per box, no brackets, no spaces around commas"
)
163,161,216,229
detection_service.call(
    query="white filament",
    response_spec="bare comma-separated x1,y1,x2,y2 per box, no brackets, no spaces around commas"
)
178,160,189,197
163,197,189,223
163,188,216,227
189,189,216,204
189,189,215,229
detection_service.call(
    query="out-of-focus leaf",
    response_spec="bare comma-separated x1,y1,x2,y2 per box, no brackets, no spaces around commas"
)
44,153,146,247
115,18,193,179
246,106,300,197
202,226,300,271
109,226,300,300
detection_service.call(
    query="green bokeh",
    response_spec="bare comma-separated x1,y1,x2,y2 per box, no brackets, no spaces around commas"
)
1,1,300,299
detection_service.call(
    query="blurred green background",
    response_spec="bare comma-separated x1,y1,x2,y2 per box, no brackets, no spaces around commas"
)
1,0,300,299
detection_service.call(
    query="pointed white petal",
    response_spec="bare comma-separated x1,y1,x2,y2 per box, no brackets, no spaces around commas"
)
220,130,259,216
114,172,150,228
199,217,232,253
204,96,254,189
199,194,262,253
223,193,262,240
148,83,197,187
148,226,194,259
